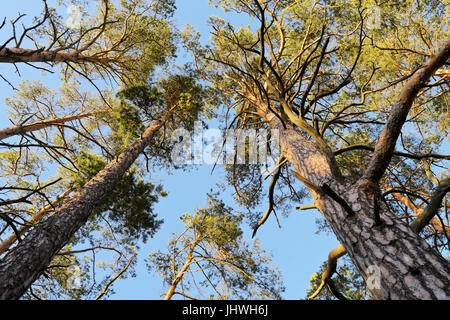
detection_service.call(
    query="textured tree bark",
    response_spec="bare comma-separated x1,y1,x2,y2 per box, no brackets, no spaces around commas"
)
267,113,450,299
0,107,176,300
256,39,450,300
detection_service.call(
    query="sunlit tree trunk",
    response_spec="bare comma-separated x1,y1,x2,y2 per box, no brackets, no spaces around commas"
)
0,107,176,300
265,111,450,300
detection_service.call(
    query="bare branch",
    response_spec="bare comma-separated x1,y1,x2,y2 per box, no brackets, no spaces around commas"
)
95,254,135,300
252,156,285,238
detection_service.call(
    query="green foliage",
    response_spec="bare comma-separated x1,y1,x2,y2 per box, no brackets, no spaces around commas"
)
26,149,166,300
24,250,84,300
183,196,243,249
52,0,178,83
307,258,369,300
147,194,285,300
70,151,166,244
118,74,206,131
106,100,147,153
111,74,207,169
0,0,188,301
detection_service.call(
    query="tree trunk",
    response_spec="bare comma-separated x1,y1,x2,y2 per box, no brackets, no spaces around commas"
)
0,107,176,300
267,113,450,299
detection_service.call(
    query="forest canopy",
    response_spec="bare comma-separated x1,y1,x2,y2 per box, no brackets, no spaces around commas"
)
0,0,448,300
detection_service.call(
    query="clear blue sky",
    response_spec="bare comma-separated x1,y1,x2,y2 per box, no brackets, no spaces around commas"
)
0,0,340,300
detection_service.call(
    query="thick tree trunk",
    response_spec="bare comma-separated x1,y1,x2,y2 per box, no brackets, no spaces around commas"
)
258,40,450,299
0,107,175,300
267,114,450,299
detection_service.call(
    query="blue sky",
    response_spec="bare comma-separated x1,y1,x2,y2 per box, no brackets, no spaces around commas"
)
0,0,340,300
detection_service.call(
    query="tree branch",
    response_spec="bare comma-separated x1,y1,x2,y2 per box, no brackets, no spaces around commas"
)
252,156,285,238
0,113,95,141
361,40,450,184
308,244,347,300
95,254,135,300
334,144,450,161
410,178,450,234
